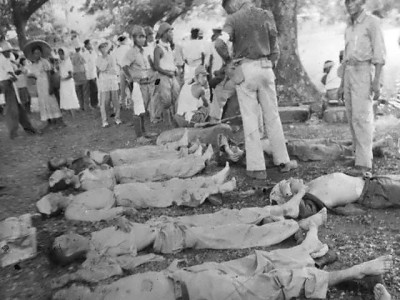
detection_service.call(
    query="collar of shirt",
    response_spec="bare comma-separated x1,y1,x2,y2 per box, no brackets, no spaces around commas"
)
348,9,367,26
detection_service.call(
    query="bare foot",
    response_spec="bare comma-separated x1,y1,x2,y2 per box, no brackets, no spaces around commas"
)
298,207,327,230
202,144,214,162
281,188,306,218
193,144,203,157
354,255,393,279
219,177,237,193
212,162,230,184
300,225,326,255
374,283,391,300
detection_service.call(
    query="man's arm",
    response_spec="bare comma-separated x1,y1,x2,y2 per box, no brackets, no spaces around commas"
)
153,46,174,77
369,17,386,100
266,10,280,68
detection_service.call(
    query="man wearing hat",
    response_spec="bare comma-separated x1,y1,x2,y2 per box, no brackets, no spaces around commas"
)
175,65,210,126
337,0,386,175
153,22,180,126
216,0,295,180
0,43,38,139
71,37,89,111
113,33,132,109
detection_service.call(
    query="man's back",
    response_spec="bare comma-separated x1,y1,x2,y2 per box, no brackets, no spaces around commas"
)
224,5,279,60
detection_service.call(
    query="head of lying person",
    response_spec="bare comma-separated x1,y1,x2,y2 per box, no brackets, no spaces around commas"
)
269,178,305,205
48,233,90,266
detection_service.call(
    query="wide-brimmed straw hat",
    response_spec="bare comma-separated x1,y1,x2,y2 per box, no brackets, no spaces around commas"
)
23,40,52,61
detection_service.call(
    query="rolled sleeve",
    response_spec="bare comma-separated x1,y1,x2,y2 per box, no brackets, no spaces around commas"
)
369,18,386,65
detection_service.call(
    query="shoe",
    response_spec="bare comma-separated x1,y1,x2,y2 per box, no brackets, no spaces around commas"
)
345,166,372,177
280,160,298,173
115,120,122,125
246,170,267,180
102,122,110,128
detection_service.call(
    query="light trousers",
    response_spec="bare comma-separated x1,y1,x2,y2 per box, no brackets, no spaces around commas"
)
236,60,290,171
344,64,374,168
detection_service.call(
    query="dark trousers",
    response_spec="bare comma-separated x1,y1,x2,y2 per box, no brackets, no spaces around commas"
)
1,80,36,139
88,78,98,107
75,81,90,110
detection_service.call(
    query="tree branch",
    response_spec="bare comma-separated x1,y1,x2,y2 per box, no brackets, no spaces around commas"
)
25,0,49,19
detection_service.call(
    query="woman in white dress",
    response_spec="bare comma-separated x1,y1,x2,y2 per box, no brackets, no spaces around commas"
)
58,48,80,117
28,45,64,126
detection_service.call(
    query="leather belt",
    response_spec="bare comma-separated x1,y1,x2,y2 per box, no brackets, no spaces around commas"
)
345,59,371,66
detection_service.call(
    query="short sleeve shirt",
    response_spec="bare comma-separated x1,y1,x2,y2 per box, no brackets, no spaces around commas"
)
223,5,279,60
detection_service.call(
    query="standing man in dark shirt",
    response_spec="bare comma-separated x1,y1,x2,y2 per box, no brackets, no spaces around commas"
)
216,0,294,180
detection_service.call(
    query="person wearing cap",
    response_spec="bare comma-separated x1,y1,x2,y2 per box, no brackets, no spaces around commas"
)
0,43,38,138
153,22,180,126
70,37,89,111
337,0,386,175
96,40,122,128
122,25,153,135
175,65,210,126
321,60,341,103
83,39,99,108
113,33,132,109
215,0,294,180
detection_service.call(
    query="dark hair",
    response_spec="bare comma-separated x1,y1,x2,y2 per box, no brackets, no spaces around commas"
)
47,242,87,266
339,50,344,63
191,28,200,39
84,39,90,46
19,57,26,65
31,45,43,54
118,36,127,42
58,48,64,55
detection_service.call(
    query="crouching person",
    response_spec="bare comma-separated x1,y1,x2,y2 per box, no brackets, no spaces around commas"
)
175,65,210,127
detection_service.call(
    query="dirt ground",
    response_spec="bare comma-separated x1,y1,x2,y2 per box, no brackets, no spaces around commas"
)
0,108,399,300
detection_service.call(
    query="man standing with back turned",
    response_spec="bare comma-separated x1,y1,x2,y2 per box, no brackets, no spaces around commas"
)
338,0,386,175
216,0,295,180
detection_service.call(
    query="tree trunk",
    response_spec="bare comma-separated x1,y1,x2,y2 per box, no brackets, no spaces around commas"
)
12,10,28,48
260,0,322,106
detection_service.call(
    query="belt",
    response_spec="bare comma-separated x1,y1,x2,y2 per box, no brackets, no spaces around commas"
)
345,60,371,66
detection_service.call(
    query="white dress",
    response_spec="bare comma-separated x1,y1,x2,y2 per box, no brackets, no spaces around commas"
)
59,58,80,110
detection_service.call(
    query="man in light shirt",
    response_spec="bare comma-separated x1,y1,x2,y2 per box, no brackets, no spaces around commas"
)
83,39,98,108
113,34,132,109
337,0,386,175
182,28,206,83
0,43,38,139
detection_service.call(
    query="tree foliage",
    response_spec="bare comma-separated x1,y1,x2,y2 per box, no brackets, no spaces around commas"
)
81,0,199,34
0,0,50,46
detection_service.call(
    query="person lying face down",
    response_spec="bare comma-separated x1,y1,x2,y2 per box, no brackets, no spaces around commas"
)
51,216,393,300
37,163,237,221
49,194,329,288
270,172,400,218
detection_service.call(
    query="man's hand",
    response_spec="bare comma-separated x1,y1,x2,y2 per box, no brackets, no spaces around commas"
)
371,78,380,100
269,53,279,69
8,72,17,82
337,85,344,100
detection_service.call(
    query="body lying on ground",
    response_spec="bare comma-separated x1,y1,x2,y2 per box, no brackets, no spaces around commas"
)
52,218,393,300
37,163,236,221
49,194,327,287
270,172,400,218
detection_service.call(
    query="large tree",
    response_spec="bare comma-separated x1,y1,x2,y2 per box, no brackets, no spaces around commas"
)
0,0,49,47
259,0,322,105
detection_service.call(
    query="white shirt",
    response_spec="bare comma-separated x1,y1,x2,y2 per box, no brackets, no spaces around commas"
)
112,44,132,69
143,41,155,65
0,54,15,81
83,50,98,80
182,39,206,67
325,63,341,91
